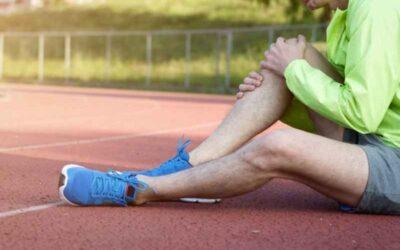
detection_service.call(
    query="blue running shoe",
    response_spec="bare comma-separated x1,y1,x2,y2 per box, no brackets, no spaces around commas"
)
127,139,192,177
59,164,148,206
339,203,355,213
124,139,221,204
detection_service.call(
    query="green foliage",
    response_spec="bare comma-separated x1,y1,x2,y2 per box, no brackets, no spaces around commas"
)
256,0,331,22
0,0,325,31
0,0,327,93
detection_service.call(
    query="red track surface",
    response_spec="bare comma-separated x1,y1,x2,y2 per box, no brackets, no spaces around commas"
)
0,84,399,249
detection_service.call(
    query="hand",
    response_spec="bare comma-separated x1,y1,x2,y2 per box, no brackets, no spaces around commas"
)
236,71,263,100
260,35,306,76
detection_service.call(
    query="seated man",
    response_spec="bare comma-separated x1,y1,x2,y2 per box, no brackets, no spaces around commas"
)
58,0,400,214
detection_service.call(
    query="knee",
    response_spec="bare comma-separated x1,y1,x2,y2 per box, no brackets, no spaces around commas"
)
239,128,296,173
258,128,296,162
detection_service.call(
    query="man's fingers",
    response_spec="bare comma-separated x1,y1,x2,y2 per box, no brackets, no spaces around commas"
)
260,60,274,71
244,77,261,87
260,60,268,69
261,60,274,70
264,50,271,59
262,60,278,72
265,50,277,61
249,71,263,81
297,34,306,45
286,37,298,45
271,37,286,47
236,92,244,99
276,37,285,46
239,84,256,92
244,77,254,85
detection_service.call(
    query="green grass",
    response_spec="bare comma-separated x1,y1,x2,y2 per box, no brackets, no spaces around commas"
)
0,0,325,31
0,0,327,93
3,40,327,93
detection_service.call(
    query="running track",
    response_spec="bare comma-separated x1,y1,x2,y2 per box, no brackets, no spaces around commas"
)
0,84,398,249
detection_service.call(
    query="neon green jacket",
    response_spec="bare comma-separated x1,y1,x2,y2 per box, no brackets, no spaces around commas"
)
284,0,400,147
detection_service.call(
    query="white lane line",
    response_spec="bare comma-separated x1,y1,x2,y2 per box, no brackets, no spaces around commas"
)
0,121,219,153
0,201,65,219
0,122,219,219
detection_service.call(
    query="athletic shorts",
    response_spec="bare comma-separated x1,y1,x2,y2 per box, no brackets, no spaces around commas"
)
343,129,400,215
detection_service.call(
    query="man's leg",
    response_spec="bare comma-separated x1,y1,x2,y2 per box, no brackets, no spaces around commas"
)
189,71,290,165
134,43,365,206
136,127,368,207
189,42,344,165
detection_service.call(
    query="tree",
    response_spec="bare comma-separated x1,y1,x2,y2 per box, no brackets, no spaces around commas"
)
256,0,331,23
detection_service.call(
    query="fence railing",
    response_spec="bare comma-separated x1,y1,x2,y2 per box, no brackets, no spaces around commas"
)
0,23,328,93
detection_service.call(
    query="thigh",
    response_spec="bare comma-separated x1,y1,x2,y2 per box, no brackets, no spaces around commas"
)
271,128,369,207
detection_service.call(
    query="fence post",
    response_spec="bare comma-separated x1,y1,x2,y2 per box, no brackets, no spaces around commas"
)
215,32,221,89
184,32,191,88
311,25,318,42
225,30,233,91
105,34,112,82
64,33,71,82
38,33,45,82
268,28,274,46
0,33,4,80
146,32,153,87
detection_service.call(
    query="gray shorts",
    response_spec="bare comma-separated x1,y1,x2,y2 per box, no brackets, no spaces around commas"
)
343,129,400,215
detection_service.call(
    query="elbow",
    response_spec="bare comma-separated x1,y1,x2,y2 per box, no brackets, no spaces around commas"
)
350,108,383,134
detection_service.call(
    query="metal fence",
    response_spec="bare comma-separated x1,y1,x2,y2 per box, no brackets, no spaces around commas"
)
0,23,328,93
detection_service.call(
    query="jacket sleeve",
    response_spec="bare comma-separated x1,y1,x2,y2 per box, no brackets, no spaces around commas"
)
284,2,400,133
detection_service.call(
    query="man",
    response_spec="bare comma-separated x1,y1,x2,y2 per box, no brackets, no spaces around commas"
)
59,0,400,214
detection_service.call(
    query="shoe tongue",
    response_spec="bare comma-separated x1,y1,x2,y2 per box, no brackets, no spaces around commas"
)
177,139,190,162
178,149,190,162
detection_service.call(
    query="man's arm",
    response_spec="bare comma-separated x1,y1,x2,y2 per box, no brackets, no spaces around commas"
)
283,2,400,133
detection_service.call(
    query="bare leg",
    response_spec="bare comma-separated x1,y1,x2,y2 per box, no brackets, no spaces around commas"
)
190,42,345,166
189,71,290,165
137,128,368,207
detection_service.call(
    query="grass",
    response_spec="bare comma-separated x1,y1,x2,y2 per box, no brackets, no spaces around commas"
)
0,0,325,31
0,0,327,93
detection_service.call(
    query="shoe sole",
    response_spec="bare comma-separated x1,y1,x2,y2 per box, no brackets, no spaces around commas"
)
58,164,85,206
179,198,221,204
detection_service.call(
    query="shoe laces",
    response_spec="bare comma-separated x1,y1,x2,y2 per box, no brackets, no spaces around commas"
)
158,138,191,168
91,170,148,206
123,138,191,177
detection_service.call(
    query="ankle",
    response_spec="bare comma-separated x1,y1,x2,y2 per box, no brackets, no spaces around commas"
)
133,175,157,204
188,151,199,166
189,150,213,166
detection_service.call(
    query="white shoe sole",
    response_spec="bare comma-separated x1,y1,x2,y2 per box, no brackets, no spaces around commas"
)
58,164,85,206
179,198,221,204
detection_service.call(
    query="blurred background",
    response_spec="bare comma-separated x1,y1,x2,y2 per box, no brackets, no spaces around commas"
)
0,0,330,94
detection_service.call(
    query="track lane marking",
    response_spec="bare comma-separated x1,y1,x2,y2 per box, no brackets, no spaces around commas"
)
0,122,219,219
0,122,219,153
0,201,65,219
